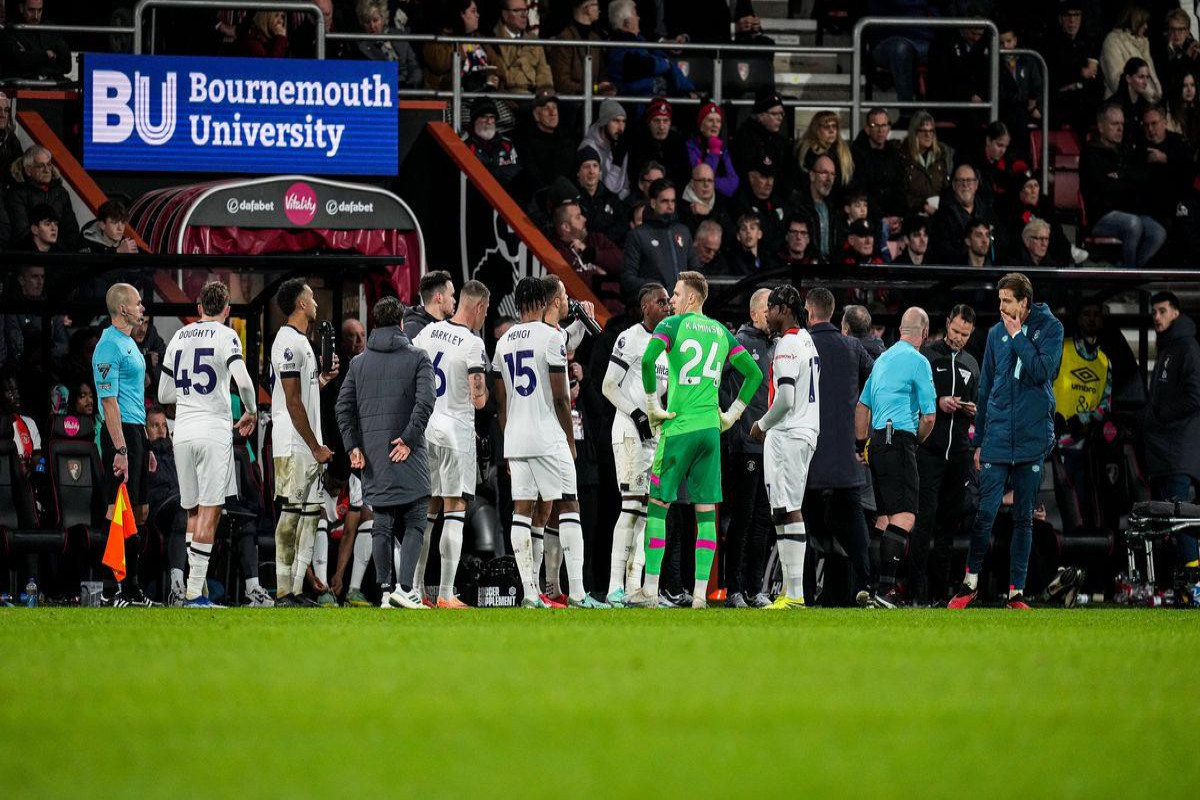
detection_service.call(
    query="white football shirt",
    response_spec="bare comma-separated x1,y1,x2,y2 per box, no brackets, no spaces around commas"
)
163,321,243,444
414,319,488,453
768,328,821,445
492,321,569,459
270,324,322,456
609,322,669,441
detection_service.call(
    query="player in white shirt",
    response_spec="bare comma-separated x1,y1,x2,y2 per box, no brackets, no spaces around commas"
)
493,276,608,608
157,280,260,607
750,284,820,610
411,280,491,608
600,282,671,606
270,278,339,606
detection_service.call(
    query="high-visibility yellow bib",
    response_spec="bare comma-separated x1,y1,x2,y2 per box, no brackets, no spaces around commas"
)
1053,339,1109,417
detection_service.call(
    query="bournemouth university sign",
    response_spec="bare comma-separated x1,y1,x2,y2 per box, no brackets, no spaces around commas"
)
83,53,399,175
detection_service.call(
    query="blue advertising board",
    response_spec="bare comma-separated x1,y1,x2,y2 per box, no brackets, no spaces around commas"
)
83,53,398,176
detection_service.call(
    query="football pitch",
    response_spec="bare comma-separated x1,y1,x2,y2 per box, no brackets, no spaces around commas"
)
2,608,1196,797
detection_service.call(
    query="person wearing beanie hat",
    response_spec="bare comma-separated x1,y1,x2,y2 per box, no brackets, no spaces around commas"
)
606,0,696,96
731,154,785,254
838,218,885,266
630,96,691,188
463,99,520,188
733,88,796,196
580,98,631,199
686,101,739,199
574,144,630,246
517,88,578,193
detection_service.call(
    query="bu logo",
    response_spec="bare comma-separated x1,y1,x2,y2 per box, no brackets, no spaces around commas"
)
92,69,178,146
68,460,82,482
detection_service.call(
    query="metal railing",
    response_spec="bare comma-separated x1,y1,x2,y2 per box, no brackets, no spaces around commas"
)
132,0,326,59
1008,47,1051,190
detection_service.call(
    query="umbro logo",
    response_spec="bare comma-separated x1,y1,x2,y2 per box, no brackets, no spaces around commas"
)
1070,366,1100,384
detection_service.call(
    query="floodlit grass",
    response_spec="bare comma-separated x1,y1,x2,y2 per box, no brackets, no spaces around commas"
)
1,608,1196,798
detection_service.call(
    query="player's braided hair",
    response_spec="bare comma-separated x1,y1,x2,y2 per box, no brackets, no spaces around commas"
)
514,276,549,314
768,284,804,327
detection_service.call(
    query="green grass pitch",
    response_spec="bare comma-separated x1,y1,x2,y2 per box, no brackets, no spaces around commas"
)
2,608,1196,797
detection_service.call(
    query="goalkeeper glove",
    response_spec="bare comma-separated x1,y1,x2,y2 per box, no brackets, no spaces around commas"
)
631,409,654,442
645,393,675,428
718,399,747,433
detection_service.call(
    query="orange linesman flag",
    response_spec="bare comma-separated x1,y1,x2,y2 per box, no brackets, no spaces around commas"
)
101,483,138,581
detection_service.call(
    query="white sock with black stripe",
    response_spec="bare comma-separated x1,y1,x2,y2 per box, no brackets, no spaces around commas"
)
313,518,329,587
628,512,646,592
511,514,539,601
290,507,321,597
609,500,642,595
777,521,807,601
544,527,563,597
185,541,213,601
559,512,585,602
531,526,545,593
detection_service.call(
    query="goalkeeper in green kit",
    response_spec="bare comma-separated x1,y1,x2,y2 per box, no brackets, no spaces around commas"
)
625,272,763,608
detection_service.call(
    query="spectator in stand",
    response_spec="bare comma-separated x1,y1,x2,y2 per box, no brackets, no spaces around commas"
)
893,214,930,266
1156,8,1200,99
692,219,728,275
68,380,95,418
575,146,629,246
850,108,905,239
839,189,886,259
967,121,1018,208
719,288,774,608
463,99,521,188
354,0,422,88
1044,0,1104,132
288,0,345,60
1144,291,1200,601
678,162,734,241
484,0,553,95
802,287,874,604
930,164,995,264
0,0,71,79
778,214,817,268
423,1,498,92
963,218,994,267
728,213,775,275
1167,68,1200,148
550,201,621,279
1004,172,1077,266
237,11,289,57
866,0,939,104
1108,57,1157,144
7,146,79,249
551,0,613,95
520,89,576,194
732,156,785,254
732,89,795,197
80,200,138,255
927,15,993,128
913,304,978,604
1101,4,1162,102
900,111,954,217
1142,104,1195,224
403,270,455,340
796,112,853,203
580,99,630,200
19,203,61,253
629,97,691,189
1081,104,1165,267
620,178,697,301
997,22,1044,136
0,93,22,188
628,161,666,208
1013,218,1060,267
606,0,695,97
792,154,840,263
686,102,739,199
6,265,68,370
838,219,885,267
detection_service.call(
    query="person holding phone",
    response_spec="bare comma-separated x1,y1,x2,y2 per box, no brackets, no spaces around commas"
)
912,305,979,605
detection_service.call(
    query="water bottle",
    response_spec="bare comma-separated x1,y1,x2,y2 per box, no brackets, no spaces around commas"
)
23,577,38,608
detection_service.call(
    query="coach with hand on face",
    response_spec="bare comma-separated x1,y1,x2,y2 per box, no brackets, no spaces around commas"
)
336,297,436,609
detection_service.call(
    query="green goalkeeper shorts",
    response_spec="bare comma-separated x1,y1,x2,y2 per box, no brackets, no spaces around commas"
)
650,427,723,505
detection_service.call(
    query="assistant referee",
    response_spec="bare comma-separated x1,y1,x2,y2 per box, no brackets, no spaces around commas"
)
855,306,937,608
92,283,153,606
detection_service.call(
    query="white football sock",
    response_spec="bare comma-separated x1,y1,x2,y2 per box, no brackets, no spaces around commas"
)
244,576,261,594
558,515,584,602
777,522,807,601
350,519,373,592
290,509,320,596
438,512,466,600
964,571,979,591
544,527,563,597
609,501,641,594
273,507,299,597
313,519,329,587
628,512,647,592
531,526,545,592
511,514,538,600
413,515,437,593
185,541,213,600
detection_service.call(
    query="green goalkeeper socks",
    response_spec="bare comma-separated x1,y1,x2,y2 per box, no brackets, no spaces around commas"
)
695,509,717,582
644,503,668,576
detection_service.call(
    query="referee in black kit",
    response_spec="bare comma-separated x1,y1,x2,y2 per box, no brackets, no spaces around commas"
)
854,307,938,608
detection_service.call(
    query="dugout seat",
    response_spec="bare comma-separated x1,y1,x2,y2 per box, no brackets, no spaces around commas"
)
0,423,62,594
47,414,107,575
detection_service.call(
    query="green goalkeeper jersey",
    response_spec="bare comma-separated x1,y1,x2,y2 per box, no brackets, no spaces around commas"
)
644,312,746,436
